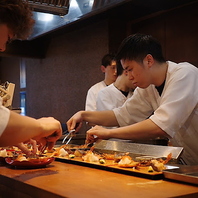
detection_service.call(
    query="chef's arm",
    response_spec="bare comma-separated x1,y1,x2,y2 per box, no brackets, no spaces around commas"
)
86,119,170,141
67,110,119,131
112,119,169,140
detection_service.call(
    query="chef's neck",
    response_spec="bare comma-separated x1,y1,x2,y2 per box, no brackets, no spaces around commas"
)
104,79,114,86
114,76,130,92
153,62,168,87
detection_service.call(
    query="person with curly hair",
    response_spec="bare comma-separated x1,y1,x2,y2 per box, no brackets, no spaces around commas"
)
0,0,62,155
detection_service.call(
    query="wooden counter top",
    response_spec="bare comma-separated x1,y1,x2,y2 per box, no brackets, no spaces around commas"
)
0,160,198,198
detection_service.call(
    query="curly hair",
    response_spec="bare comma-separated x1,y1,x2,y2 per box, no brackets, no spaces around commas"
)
0,0,35,39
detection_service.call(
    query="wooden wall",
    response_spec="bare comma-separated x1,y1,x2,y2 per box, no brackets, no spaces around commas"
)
130,2,198,67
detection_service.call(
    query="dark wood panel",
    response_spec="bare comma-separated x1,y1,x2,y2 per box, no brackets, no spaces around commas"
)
130,2,198,67
0,37,50,59
165,3,198,66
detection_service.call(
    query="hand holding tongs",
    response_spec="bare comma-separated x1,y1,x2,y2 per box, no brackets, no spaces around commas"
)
62,129,76,144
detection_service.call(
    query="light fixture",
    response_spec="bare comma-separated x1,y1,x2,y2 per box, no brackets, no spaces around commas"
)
26,0,70,16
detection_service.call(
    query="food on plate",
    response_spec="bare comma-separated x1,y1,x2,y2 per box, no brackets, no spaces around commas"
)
5,156,54,168
0,146,54,169
0,149,9,157
16,154,28,162
102,153,116,160
50,145,68,157
82,151,100,162
54,148,68,157
0,148,17,157
58,148,69,157
45,144,172,173
74,149,84,157
62,144,89,150
151,159,166,172
0,149,14,163
118,155,139,168
69,154,75,159
151,153,172,172
99,158,106,164
148,166,154,172
50,144,90,157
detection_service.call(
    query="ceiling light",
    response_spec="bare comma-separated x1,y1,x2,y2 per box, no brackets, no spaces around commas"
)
37,12,54,21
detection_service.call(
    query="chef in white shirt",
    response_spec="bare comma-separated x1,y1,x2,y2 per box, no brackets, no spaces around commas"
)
85,54,117,111
67,34,198,165
96,61,135,111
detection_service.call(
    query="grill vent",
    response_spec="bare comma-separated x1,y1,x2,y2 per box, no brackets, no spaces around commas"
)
26,0,70,16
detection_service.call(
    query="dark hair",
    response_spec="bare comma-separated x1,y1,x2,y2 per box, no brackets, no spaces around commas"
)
116,61,124,76
0,0,35,39
116,34,166,64
101,53,116,67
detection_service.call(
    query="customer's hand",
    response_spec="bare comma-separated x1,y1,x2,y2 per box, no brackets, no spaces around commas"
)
34,117,62,150
15,139,37,156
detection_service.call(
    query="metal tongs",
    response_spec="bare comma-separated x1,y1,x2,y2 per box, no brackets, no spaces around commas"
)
39,142,49,155
62,129,76,144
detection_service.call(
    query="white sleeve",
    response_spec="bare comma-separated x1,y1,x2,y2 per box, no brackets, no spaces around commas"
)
113,87,154,126
150,64,198,137
0,98,10,137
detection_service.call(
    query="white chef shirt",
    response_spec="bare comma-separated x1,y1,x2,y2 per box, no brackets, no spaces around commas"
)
113,61,198,165
0,97,10,137
85,81,107,111
96,83,133,111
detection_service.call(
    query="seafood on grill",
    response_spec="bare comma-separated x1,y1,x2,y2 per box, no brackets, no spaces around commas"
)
49,145,172,172
118,155,139,168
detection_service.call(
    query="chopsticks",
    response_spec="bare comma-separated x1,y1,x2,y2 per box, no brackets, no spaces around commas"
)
62,129,75,144
39,142,49,155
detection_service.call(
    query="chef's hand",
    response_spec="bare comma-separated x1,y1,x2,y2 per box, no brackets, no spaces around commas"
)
67,111,83,132
15,139,37,156
85,125,110,144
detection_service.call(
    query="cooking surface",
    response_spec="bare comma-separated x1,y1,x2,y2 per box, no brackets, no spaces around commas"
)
0,161,198,198
93,140,183,160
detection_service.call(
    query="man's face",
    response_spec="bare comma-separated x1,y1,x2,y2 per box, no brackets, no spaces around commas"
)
104,60,117,82
121,59,151,89
0,24,14,52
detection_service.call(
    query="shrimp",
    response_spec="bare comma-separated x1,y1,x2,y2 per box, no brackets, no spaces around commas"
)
118,155,139,168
